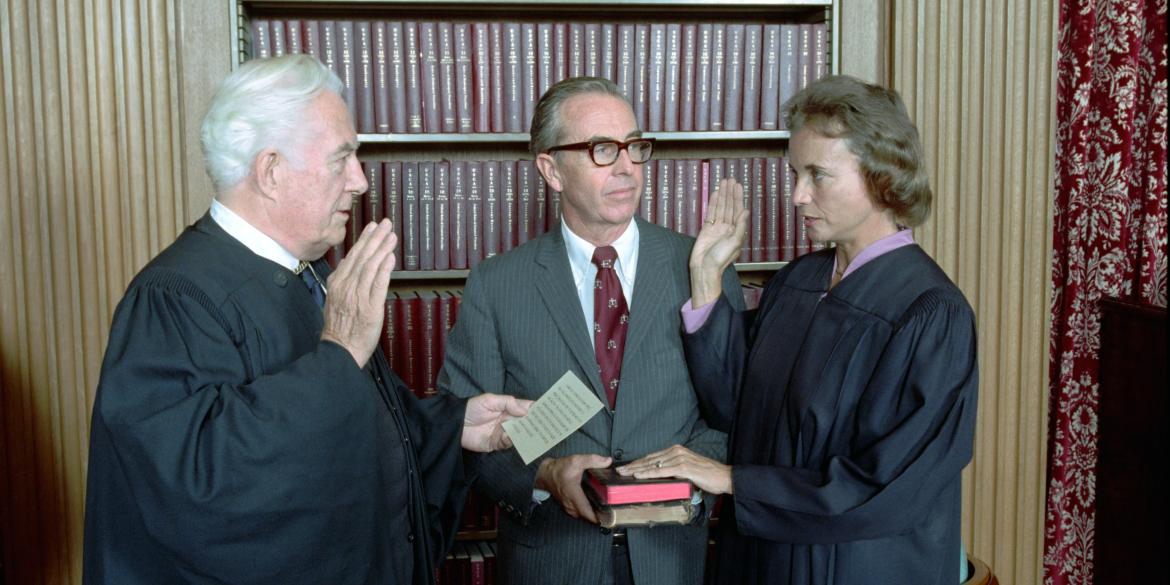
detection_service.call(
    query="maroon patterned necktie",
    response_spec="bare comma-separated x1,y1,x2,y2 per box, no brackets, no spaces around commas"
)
591,246,629,409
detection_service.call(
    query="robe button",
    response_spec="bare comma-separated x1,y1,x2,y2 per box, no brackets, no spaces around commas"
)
273,271,288,287
613,449,624,461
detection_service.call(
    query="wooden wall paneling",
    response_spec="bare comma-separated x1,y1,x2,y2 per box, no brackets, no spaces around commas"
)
1,0,210,582
891,1,1056,583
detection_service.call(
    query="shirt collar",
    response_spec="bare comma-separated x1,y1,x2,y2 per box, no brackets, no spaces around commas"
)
561,218,640,286
834,228,916,280
210,199,301,272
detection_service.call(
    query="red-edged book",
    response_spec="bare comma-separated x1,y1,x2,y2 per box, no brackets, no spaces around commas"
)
584,468,693,505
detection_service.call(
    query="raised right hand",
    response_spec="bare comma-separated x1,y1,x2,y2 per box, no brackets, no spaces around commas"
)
690,178,749,307
535,453,613,524
320,219,398,367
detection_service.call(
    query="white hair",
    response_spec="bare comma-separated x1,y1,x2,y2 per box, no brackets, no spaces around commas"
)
200,54,345,191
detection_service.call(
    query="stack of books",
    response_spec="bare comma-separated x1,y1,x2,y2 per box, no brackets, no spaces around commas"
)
583,468,697,529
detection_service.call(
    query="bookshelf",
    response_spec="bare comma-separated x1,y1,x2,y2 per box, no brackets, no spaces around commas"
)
223,1,842,580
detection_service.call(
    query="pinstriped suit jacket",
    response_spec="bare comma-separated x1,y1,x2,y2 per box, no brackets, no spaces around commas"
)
439,218,743,585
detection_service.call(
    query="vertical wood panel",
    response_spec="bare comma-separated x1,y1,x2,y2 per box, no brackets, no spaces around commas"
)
0,0,203,582
892,1,1057,583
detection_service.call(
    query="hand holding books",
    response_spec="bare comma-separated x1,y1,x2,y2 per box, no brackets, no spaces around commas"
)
615,444,734,496
582,468,699,529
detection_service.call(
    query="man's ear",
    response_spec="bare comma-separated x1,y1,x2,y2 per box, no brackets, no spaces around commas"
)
535,153,563,193
253,147,281,199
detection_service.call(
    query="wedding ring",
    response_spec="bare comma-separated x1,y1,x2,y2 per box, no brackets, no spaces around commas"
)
655,461,663,468
707,219,716,225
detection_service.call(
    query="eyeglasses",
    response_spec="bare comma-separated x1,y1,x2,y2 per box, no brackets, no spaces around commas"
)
544,138,656,167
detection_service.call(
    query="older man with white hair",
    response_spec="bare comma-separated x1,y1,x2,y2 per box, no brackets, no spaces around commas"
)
82,54,528,585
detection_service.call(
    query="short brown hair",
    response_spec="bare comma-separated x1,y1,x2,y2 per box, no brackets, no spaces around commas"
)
529,77,632,157
784,75,932,227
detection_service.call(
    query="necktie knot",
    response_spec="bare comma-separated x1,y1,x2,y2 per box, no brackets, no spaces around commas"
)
296,261,326,308
591,246,618,269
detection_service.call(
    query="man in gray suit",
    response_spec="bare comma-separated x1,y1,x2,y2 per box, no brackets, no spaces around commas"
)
439,77,743,585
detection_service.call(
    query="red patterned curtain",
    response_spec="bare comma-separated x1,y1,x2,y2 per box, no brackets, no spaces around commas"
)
1044,0,1167,583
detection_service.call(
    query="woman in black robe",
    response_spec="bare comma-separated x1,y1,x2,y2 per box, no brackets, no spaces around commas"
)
619,75,978,585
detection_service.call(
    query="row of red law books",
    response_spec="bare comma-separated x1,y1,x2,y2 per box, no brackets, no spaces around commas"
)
437,541,496,585
379,291,461,400
327,157,823,271
249,18,828,134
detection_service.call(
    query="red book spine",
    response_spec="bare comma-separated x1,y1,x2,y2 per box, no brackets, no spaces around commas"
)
454,23,474,133
708,24,725,131
813,23,827,82
547,180,561,225
685,159,701,237
663,24,682,132
438,22,458,133
585,23,600,77
402,162,420,270
553,23,568,87
472,23,491,133
271,20,286,56
522,23,538,132
694,24,712,131
778,25,797,130
500,161,517,253
251,18,270,59
419,291,439,397
489,23,505,132
708,158,726,196
365,160,382,223
648,24,665,132
466,161,484,267
450,161,468,269
798,24,812,92
304,20,322,64
287,20,303,54
741,24,762,131
381,296,396,374
679,24,697,132
483,161,500,259
537,23,555,100
404,22,423,133
616,24,636,102
517,161,535,245
502,23,523,133
338,22,359,125
721,23,744,131
673,159,687,235
640,160,656,223
373,22,391,133
764,157,781,262
750,157,765,261
418,162,436,270
356,21,375,134
438,291,458,367
781,154,795,261
534,164,548,236
418,22,441,133
601,24,617,81
700,159,710,221
569,23,584,78
760,25,780,130
434,161,450,270
384,162,404,268
320,20,339,86
385,22,407,133
655,158,673,230
737,158,752,262
633,24,650,130
393,292,418,396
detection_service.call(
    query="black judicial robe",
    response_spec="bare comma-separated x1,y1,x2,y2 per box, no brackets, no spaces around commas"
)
685,245,978,585
83,215,470,585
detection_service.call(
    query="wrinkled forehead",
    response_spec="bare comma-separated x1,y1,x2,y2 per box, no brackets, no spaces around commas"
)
559,93,638,142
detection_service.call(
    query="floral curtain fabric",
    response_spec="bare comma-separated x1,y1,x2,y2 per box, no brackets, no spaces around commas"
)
1044,0,1167,582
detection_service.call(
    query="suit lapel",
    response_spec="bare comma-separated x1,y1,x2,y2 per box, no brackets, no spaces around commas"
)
533,229,611,409
624,220,671,363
